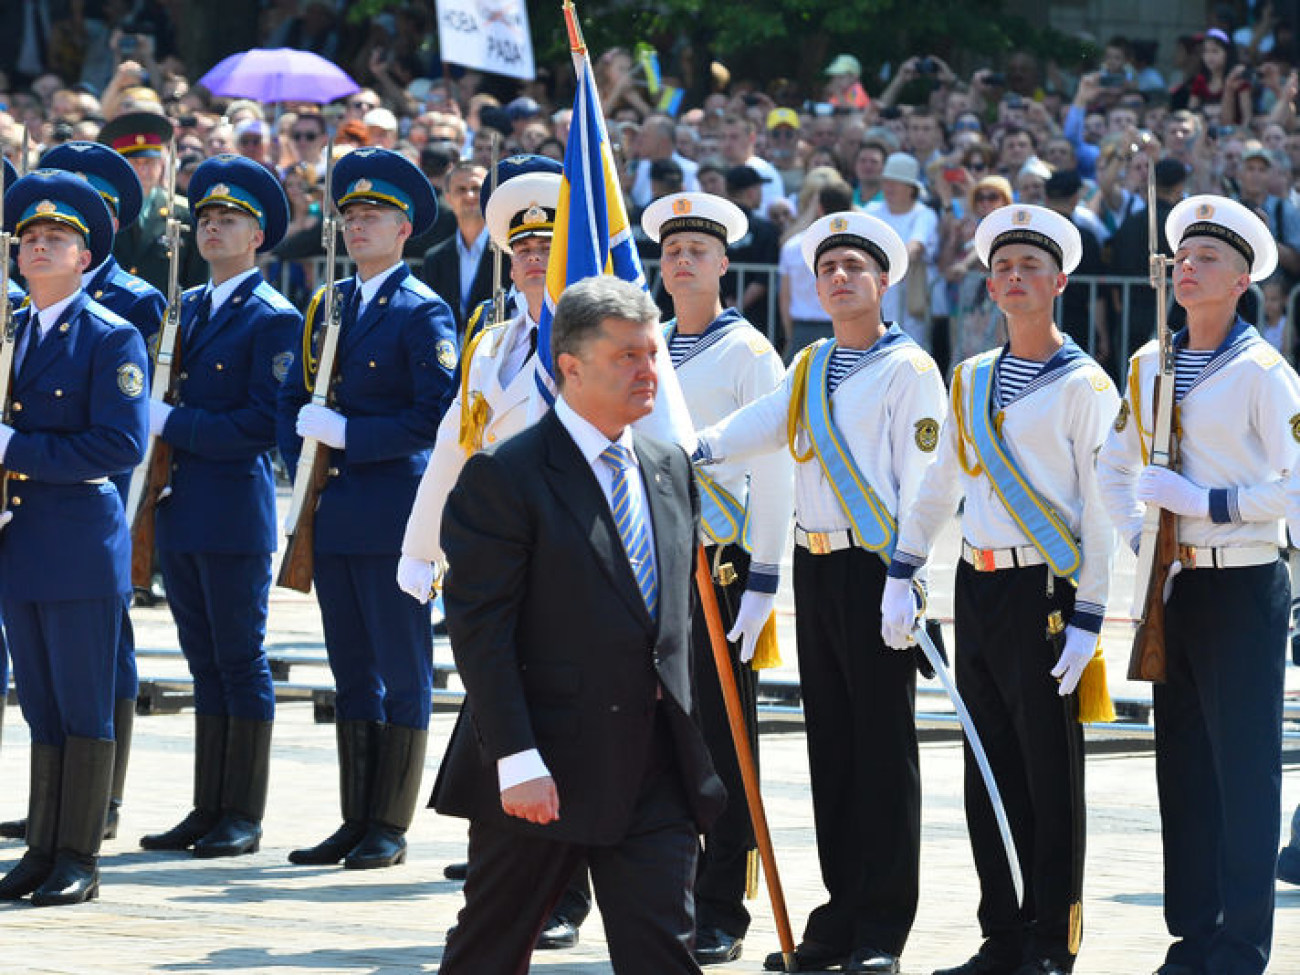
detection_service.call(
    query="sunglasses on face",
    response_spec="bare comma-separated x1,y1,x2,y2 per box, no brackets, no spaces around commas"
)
966,160,988,171
349,101,376,112
974,191,1005,203
291,131,321,141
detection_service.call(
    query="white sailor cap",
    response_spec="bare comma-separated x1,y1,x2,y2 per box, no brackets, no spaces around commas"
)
973,203,1082,274
641,192,748,245
1165,194,1278,281
484,172,561,251
800,210,909,280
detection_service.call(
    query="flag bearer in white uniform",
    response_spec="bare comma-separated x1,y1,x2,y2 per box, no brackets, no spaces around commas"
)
696,211,946,975
1103,196,1300,975
883,204,1119,975
641,191,793,967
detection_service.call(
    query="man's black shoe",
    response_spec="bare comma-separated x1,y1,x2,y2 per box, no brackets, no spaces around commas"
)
764,939,850,971
694,927,744,965
442,860,467,881
1014,961,1067,975
535,914,579,949
933,952,1022,975
848,946,900,973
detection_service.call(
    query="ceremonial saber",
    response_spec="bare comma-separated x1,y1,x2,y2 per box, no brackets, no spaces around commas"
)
693,545,796,972
912,619,1025,906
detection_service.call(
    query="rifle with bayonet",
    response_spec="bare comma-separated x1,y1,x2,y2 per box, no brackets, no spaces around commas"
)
126,143,183,589
487,132,507,331
277,135,340,593
1128,138,1176,683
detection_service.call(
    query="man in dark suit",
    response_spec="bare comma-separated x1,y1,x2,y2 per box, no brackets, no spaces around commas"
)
433,275,725,974
420,160,506,342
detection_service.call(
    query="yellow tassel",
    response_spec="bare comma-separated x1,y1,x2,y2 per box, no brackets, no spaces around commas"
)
785,346,816,463
1076,646,1116,724
457,392,491,454
745,848,759,900
749,611,781,670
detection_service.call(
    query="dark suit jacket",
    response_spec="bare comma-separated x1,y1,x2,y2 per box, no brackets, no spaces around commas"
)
420,231,507,342
432,409,725,846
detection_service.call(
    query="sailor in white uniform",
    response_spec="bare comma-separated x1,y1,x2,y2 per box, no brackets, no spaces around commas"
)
884,204,1119,975
641,191,793,966
696,211,946,975
1103,196,1300,975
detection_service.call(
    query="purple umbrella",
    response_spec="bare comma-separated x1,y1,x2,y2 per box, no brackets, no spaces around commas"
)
198,48,360,105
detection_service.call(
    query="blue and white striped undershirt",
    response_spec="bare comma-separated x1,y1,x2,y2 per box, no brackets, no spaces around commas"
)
668,333,699,367
1174,348,1215,402
994,355,1042,407
827,347,868,394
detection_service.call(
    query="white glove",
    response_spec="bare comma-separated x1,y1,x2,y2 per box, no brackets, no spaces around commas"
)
0,510,12,532
1162,559,1183,603
397,555,436,605
1136,466,1209,519
880,575,920,650
0,422,14,464
1050,625,1096,696
297,403,347,449
727,590,775,664
148,399,173,437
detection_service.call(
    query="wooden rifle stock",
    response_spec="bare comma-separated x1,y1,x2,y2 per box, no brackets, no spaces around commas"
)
1127,140,1174,683
277,133,340,594
276,441,330,592
127,145,183,589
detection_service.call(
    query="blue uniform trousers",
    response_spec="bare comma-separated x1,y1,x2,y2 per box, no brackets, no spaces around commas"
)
1157,560,1289,975
3,596,120,744
313,553,432,730
110,474,138,705
158,550,274,721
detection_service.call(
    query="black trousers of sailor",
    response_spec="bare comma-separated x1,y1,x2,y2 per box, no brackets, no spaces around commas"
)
953,561,1081,970
693,542,758,939
1157,559,1288,975
793,545,920,956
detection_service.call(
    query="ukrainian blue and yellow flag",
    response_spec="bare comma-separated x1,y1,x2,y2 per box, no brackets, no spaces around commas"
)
537,2,648,383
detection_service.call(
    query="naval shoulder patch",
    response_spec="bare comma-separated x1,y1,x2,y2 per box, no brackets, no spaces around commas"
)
1290,412,1300,444
746,334,771,356
436,338,458,370
914,417,939,452
117,362,145,398
1249,344,1283,369
906,350,935,374
272,350,294,383
1088,369,1113,392
1114,400,1129,432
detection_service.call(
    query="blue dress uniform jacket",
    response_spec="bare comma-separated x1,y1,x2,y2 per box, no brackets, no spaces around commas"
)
0,293,149,602
82,255,166,499
278,265,457,554
158,276,301,554
85,256,166,349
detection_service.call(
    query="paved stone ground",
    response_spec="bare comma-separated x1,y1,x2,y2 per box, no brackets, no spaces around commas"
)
1,510,1298,974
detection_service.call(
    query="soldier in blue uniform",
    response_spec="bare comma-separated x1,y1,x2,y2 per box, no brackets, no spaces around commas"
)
0,141,168,843
137,155,300,859
0,156,18,762
0,169,149,906
279,148,456,870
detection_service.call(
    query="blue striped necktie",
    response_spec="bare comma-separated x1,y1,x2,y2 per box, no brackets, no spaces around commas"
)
600,443,658,620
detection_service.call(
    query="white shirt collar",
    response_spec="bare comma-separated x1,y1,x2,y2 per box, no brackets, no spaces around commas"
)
207,267,262,313
356,260,404,309
554,395,638,470
30,289,81,337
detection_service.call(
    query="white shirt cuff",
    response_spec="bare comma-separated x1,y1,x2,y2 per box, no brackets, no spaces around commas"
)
497,748,550,791
0,424,15,465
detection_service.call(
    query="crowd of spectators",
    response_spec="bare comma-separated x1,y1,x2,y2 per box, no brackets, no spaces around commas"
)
5,1,1300,376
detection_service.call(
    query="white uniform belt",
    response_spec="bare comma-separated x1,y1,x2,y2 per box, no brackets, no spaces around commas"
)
6,472,107,484
1176,542,1279,570
961,540,1046,572
794,525,859,555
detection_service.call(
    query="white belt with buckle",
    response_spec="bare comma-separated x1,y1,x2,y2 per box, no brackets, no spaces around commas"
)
1176,542,1279,570
961,540,1046,572
794,526,859,554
